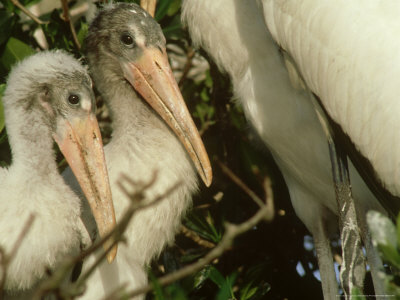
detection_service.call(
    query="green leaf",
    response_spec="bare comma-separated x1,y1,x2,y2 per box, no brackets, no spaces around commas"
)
200,88,209,102
385,275,400,298
205,70,213,88
155,0,174,21
255,282,271,299
41,9,75,51
162,15,182,39
0,84,6,133
351,286,366,300
192,265,212,290
0,130,8,144
0,10,15,45
208,268,237,300
77,21,88,46
185,211,221,243
180,249,208,264
167,0,181,16
1,37,35,70
242,288,257,300
149,272,165,300
240,282,258,300
164,284,188,300
379,244,400,269
208,266,226,288
212,269,237,300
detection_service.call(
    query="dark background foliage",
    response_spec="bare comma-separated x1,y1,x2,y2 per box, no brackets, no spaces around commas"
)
0,0,330,299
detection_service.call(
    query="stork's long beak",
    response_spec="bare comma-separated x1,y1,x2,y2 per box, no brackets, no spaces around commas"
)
53,113,117,263
121,47,212,186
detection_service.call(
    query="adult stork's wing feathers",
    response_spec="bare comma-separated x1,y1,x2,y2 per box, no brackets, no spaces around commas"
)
317,93,400,218
261,0,400,200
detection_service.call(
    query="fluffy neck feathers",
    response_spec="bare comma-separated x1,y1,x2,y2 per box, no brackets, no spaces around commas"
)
4,98,58,176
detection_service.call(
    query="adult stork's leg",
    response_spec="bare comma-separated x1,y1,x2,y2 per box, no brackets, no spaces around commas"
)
287,179,339,299
278,51,366,297
359,220,385,299
349,163,387,299
314,223,339,300
311,95,385,298
351,194,386,298
314,104,366,298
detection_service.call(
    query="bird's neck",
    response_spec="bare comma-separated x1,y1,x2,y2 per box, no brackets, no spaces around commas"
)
97,74,199,184
99,77,169,141
6,105,59,176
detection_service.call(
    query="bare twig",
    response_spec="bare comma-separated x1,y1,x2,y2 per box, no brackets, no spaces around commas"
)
181,225,216,249
198,120,215,136
217,160,269,211
69,2,90,19
105,178,274,299
60,0,81,50
33,172,182,299
0,215,35,294
10,0,48,25
116,172,158,207
140,0,157,17
75,174,181,286
262,177,275,222
9,215,35,260
178,47,195,87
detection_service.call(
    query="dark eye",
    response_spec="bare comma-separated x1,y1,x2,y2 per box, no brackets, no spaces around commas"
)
68,94,80,105
120,33,134,46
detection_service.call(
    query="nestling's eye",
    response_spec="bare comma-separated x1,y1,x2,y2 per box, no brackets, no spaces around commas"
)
120,33,134,46
68,94,80,105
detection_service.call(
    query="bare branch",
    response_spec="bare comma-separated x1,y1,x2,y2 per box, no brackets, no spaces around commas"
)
217,160,271,212
75,174,181,284
9,215,36,259
198,120,215,136
140,0,157,17
33,172,181,299
10,0,48,25
181,225,216,249
262,177,275,222
69,2,90,19
60,0,81,50
107,178,274,299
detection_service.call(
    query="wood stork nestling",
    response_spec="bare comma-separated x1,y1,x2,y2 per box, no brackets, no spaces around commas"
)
182,0,394,298
63,3,212,298
0,50,116,295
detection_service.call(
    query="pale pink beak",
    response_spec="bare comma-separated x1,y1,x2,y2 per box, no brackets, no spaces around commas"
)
54,113,117,263
122,47,212,187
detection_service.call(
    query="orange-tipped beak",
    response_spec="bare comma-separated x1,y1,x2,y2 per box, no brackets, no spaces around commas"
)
121,47,212,186
53,114,117,263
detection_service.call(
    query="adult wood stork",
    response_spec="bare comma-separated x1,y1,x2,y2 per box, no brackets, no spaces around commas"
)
182,0,394,298
63,3,212,298
0,50,116,296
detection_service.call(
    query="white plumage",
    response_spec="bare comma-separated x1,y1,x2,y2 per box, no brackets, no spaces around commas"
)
261,0,400,197
62,3,211,299
0,50,115,297
182,0,391,298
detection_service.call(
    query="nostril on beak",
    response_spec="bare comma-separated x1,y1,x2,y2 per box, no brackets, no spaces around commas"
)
155,61,162,72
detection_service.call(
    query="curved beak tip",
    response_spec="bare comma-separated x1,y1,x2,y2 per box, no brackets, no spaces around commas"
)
55,115,118,261
122,47,213,190
107,245,118,263
203,167,213,187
